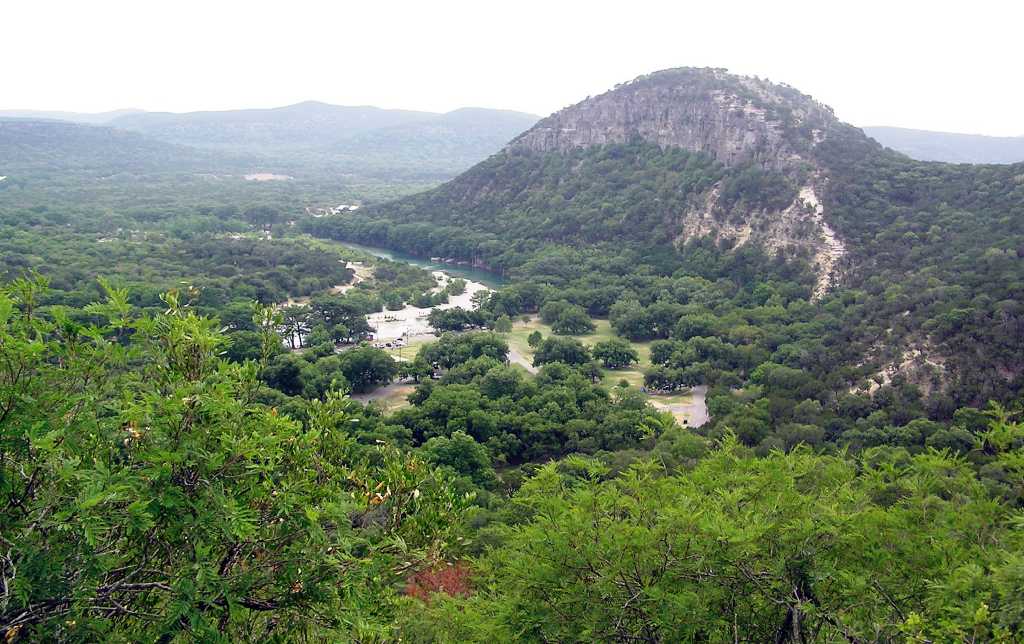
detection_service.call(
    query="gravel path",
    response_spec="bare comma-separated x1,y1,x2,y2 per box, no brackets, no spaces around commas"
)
507,346,539,374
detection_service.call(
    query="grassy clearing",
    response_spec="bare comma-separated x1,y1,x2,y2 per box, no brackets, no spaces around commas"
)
382,334,433,361
648,391,694,405
289,233,371,261
362,384,416,413
505,317,617,357
503,315,656,391
601,368,645,389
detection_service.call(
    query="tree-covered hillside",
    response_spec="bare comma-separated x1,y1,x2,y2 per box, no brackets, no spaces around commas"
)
306,68,1024,414
1,104,538,187
0,119,231,175
109,102,538,181
864,126,1024,164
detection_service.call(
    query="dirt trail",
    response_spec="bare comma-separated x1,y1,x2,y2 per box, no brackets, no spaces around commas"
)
331,261,372,295
507,347,539,374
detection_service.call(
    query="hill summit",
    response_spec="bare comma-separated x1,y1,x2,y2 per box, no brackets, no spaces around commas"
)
307,67,1024,405
511,68,840,171
347,67,865,295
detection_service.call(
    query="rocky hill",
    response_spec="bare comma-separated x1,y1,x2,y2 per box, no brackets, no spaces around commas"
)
511,68,839,172
309,67,1024,405
358,68,866,295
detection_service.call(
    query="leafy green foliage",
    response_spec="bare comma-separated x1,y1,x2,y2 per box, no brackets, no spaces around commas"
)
592,337,639,369
400,433,1024,641
336,345,399,393
0,278,466,640
418,332,509,369
540,300,595,335
532,336,591,367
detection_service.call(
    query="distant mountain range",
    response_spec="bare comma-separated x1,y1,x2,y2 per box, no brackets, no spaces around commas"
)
0,102,539,180
314,67,1024,404
863,126,1024,164
107,102,439,149
0,108,144,125
0,119,225,176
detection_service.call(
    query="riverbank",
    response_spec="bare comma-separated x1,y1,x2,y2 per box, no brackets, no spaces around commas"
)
318,239,709,427
367,270,491,340
330,240,507,289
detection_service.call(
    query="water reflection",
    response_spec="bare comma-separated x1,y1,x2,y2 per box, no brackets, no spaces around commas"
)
334,241,507,289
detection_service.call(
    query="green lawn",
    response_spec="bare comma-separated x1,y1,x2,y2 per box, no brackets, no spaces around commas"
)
648,390,695,405
506,316,617,355
503,315,655,392
382,334,433,361
362,383,416,413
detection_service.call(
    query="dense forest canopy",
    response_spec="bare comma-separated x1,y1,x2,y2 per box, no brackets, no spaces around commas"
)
306,68,1024,417
863,126,1024,164
2,279,1022,640
2,65,1024,641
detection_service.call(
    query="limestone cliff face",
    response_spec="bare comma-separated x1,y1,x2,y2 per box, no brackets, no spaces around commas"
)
678,182,846,299
510,68,839,172
394,67,855,297
509,67,850,295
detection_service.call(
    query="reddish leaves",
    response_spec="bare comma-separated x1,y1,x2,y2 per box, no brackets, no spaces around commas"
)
404,562,472,603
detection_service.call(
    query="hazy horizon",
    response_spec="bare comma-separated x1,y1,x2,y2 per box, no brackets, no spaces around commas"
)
4,1,1022,137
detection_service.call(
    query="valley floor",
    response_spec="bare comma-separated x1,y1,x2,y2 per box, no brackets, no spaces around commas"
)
501,316,709,427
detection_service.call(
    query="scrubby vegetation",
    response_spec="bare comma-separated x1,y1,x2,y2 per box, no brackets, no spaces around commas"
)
4,66,1024,641
306,133,1024,445
3,280,1022,641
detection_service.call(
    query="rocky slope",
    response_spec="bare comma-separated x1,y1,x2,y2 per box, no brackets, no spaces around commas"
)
520,68,854,294
470,68,853,295
512,68,839,172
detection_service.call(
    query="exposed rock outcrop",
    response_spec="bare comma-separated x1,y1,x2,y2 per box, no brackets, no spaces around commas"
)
381,67,856,295
509,67,850,293
511,68,839,172
676,181,846,298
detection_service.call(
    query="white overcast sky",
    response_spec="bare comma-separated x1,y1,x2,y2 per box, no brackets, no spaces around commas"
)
3,0,1022,136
